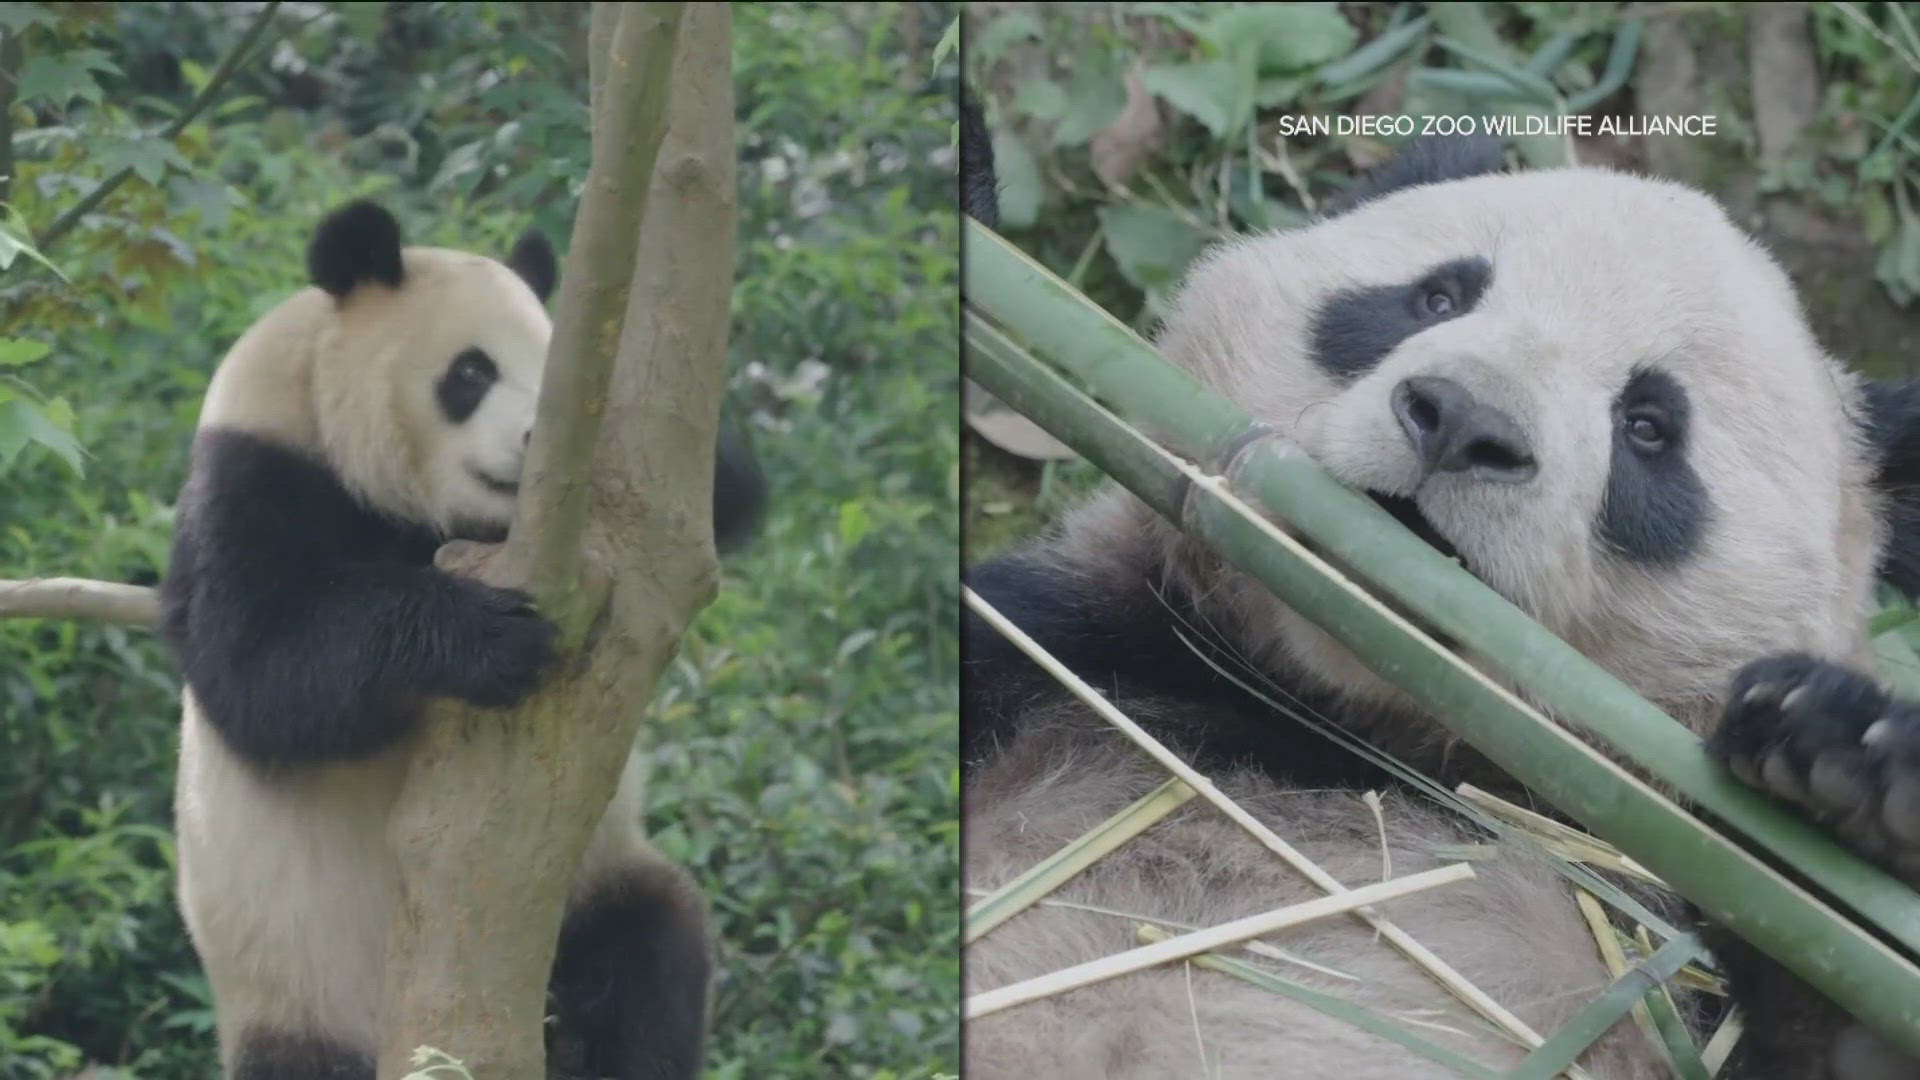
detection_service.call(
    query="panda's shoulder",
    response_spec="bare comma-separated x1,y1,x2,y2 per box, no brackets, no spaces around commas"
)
196,286,336,442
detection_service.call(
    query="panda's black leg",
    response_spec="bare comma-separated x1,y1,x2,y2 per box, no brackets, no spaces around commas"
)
1704,653,1920,1079
545,868,712,1080
232,1028,374,1080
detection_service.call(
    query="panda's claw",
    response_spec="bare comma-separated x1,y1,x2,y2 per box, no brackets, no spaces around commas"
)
1712,653,1920,882
1741,680,1783,709
1779,685,1809,715
1864,718,1898,747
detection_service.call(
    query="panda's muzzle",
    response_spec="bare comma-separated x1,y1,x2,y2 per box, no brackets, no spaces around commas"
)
1391,375,1536,484
470,467,520,497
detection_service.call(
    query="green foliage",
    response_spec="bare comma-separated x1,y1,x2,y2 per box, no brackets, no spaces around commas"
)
656,6,960,1074
1805,4,1920,306
1,2,956,1076
966,2,1651,328
0,228,81,475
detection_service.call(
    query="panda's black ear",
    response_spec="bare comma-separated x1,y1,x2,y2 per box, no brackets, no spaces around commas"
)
1324,135,1506,218
960,87,999,227
308,200,404,299
509,230,557,304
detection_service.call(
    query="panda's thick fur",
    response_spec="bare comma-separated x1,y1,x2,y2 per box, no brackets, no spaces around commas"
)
159,201,764,1079
962,125,1920,1078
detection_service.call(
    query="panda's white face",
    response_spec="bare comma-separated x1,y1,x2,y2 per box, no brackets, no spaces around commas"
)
1152,167,1882,716
419,342,544,539
315,248,550,540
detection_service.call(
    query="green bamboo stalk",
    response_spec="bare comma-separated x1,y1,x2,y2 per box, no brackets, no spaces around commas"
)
962,224,1920,1054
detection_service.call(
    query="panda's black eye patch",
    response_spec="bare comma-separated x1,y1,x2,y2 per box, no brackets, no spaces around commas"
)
1599,368,1706,563
436,348,498,424
1309,257,1491,379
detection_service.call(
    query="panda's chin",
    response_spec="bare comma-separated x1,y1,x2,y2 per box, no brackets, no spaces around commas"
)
446,520,510,544
468,465,521,499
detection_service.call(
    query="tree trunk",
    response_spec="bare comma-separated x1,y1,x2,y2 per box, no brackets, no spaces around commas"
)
373,4,733,1077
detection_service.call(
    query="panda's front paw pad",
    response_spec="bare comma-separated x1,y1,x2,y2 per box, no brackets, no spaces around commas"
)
457,586,560,708
1709,654,1920,862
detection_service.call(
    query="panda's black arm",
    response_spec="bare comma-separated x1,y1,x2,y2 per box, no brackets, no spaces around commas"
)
160,430,555,768
168,563,556,766
963,553,1394,788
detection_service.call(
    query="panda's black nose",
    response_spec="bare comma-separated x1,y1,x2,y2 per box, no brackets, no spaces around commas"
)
1391,375,1537,483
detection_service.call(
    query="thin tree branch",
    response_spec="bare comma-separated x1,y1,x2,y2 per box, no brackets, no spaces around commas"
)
587,12,735,596
0,578,158,625
29,0,282,261
0,28,21,210
511,1,686,633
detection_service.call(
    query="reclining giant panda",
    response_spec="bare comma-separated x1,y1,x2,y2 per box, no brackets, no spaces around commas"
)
159,200,765,1079
962,120,1920,1078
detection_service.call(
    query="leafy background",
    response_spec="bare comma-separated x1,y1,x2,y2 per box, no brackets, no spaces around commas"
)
964,1,1920,557
0,3,958,1078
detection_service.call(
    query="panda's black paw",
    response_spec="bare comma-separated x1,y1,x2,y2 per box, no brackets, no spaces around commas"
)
451,584,560,708
1709,653,1920,875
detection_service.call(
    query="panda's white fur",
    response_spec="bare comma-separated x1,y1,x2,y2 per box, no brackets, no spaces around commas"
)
962,146,1920,1078
161,202,721,1079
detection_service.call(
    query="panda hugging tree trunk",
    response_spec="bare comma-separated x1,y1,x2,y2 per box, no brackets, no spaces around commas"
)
2,7,756,1080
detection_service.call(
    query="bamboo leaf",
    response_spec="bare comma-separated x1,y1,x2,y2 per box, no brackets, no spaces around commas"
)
1571,890,1701,1077
1316,15,1432,87
964,777,1197,944
1507,935,1703,1080
1138,926,1502,1079
1563,19,1643,115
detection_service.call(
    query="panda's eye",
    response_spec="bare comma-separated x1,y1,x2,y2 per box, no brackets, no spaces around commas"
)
436,348,501,424
1422,289,1455,316
1623,410,1667,450
450,350,496,384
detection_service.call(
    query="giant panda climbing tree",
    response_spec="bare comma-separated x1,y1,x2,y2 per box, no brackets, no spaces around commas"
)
0,4,737,1077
